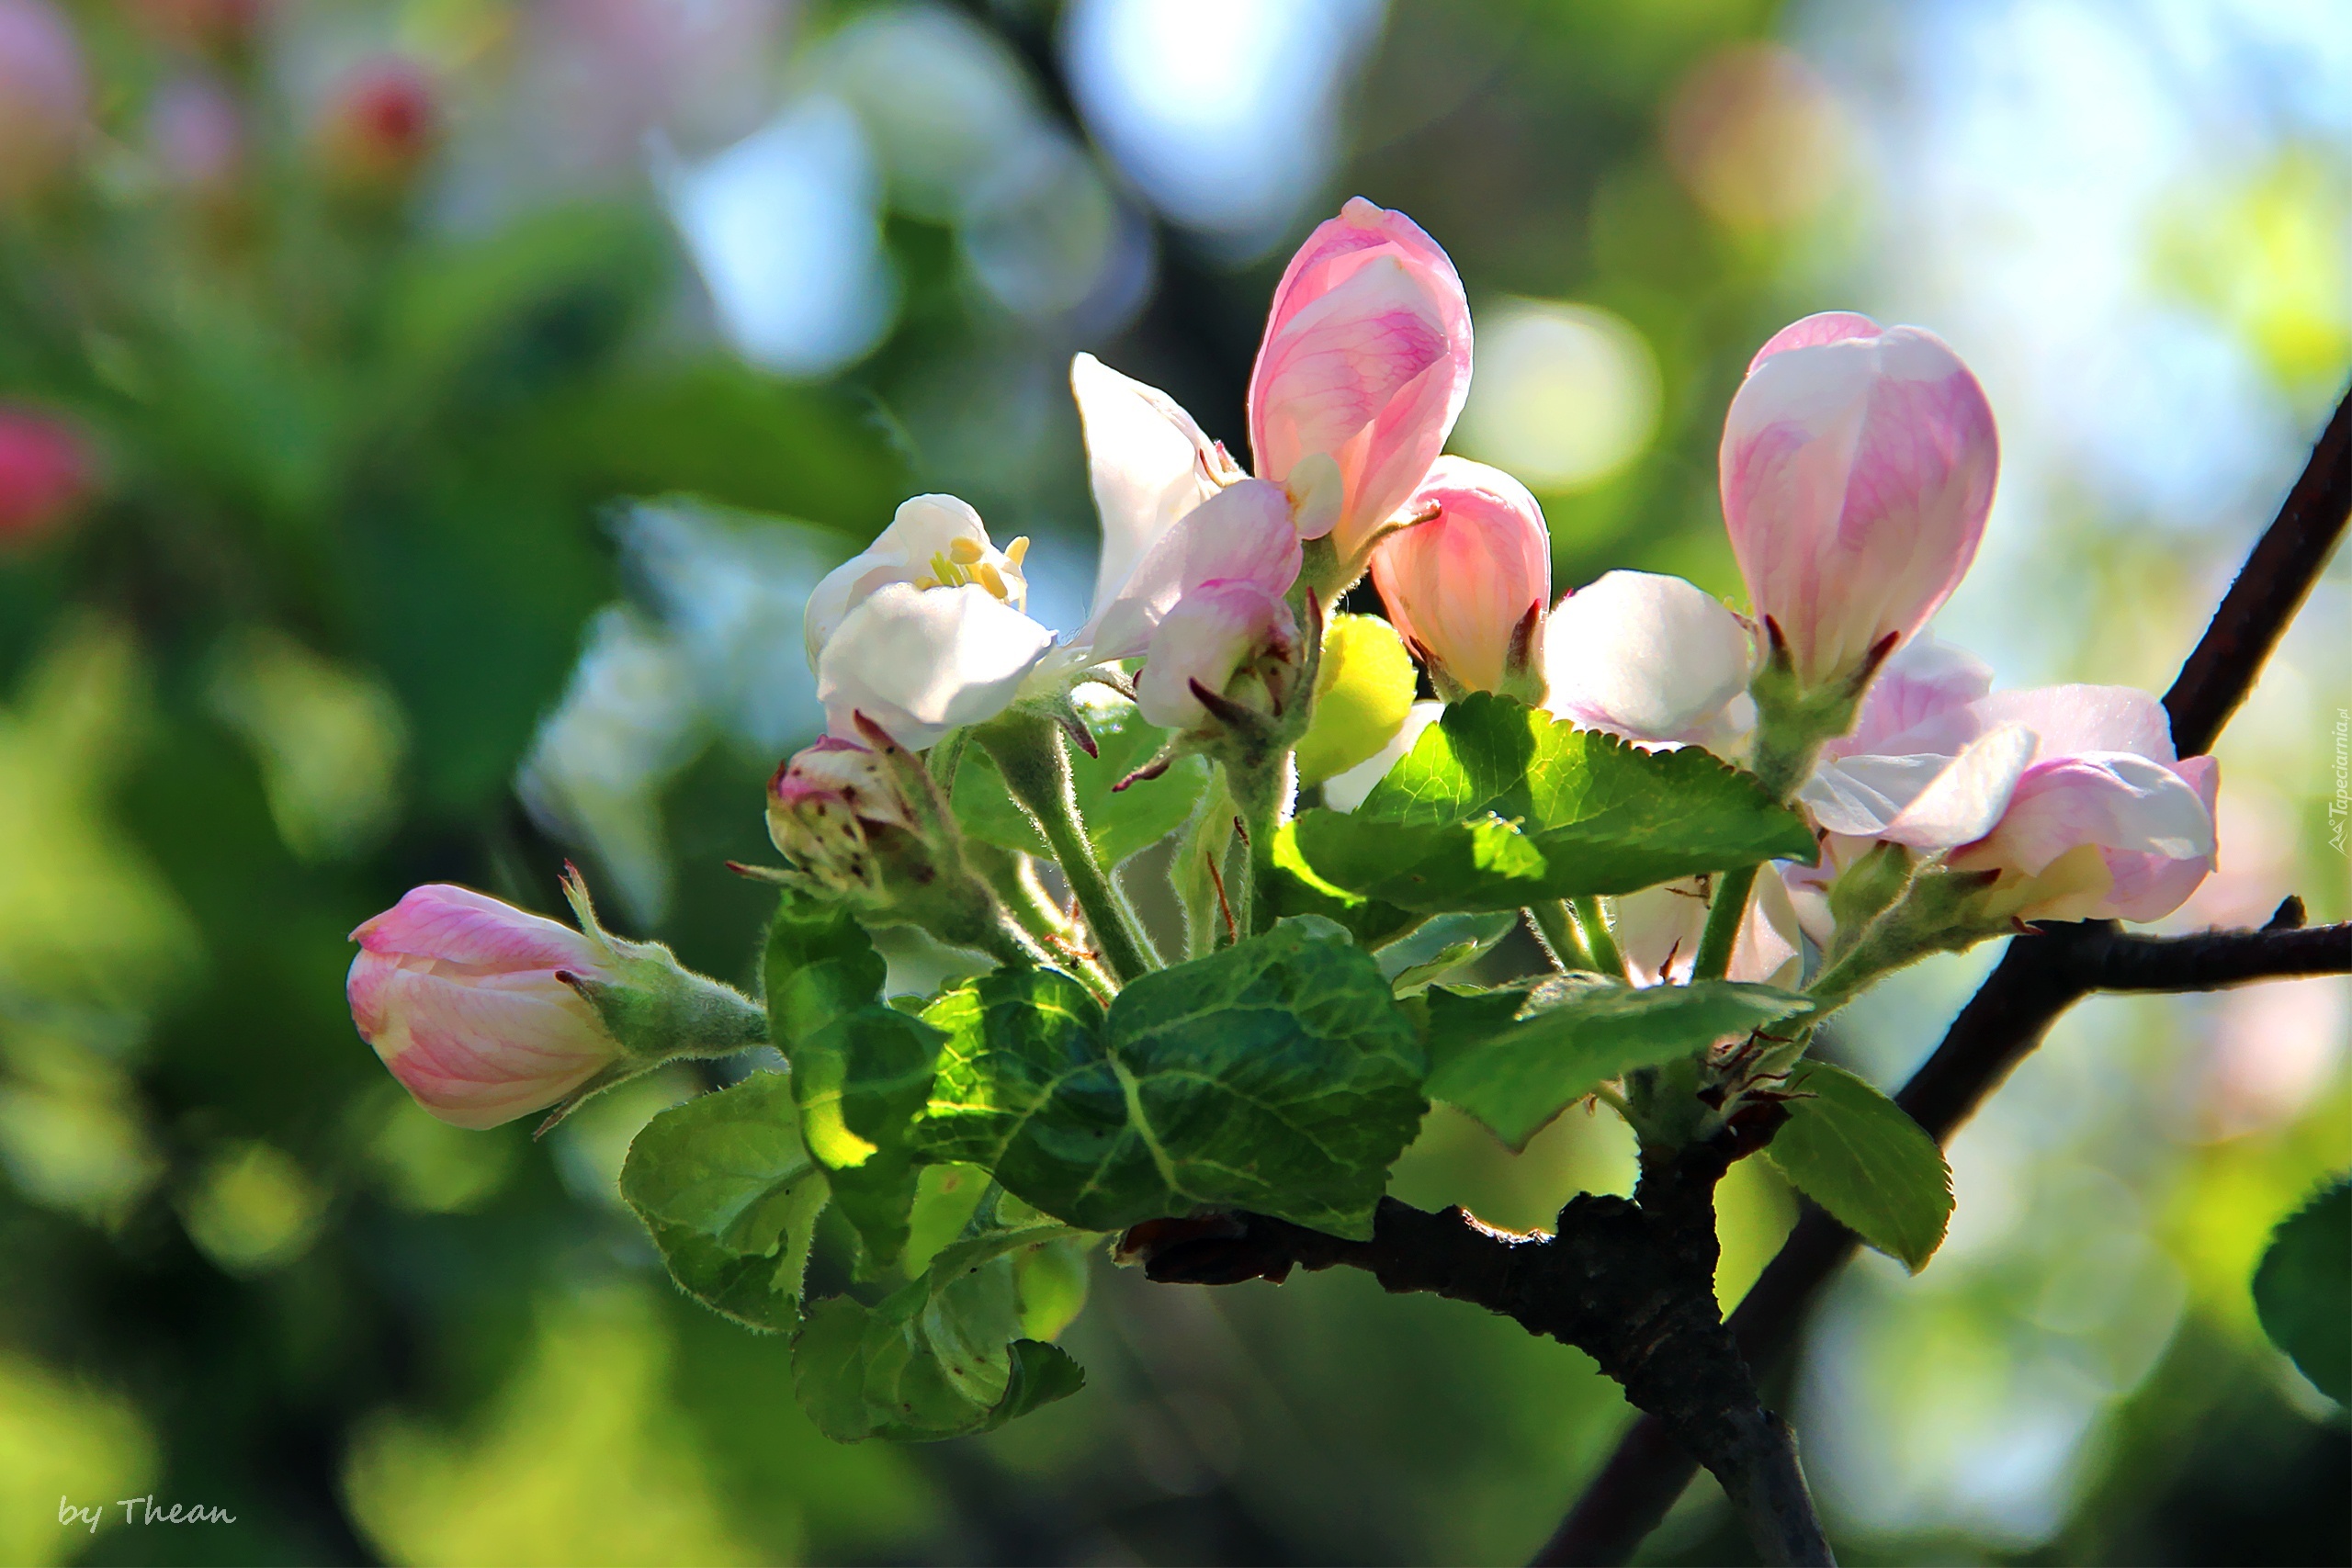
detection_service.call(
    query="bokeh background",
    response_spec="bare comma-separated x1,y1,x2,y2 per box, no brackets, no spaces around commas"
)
1,1,2346,1562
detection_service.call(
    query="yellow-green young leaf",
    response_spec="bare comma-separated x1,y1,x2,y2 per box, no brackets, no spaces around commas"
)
620,1071,826,1331
952,694,1208,869
915,919,1427,1239
1296,613,1416,785
1765,1062,1953,1273
1423,976,1812,1150
1289,693,1816,911
2253,1176,2349,1404
791,1221,1089,1443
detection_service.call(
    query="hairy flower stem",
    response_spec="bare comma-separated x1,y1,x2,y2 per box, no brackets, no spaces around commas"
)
1690,864,1757,982
1227,751,1295,938
978,715,1159,984
1529,901,1597,972
973,846,1116,999
1571,896,1627,977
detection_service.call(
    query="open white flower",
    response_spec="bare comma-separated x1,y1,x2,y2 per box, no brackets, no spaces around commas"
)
807,397,1303,750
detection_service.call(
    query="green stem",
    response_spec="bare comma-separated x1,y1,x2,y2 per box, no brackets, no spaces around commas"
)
1227,753,1293,937
975,847,1115,999
1529,901,1597,973
928,727,970,791
1690,864,1758,982
978,716,1159,984
1571,896,1627,978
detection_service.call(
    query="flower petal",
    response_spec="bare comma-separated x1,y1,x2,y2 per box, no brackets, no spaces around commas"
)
1135,580,1296,730
818,581,1057,748
1071,354,1234,615
1084,478,1300,660
1540,570,1753,745
350,884,604,976
804,494,1022,668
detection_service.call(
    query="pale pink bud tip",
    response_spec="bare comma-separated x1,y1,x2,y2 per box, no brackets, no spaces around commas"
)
0,404,93,543
346,885,621,1131
1248,198,1473,557
1370,457,1550,695
1722,312,1997,688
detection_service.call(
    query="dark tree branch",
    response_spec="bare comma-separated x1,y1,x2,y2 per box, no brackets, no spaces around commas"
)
1129,1110,1835,1566
1537,382,2352,1566
2163,390,2351,757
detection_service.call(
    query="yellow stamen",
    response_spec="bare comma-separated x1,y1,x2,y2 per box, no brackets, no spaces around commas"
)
1005,536,1030,567
929,552,961,588
948,536,985,565
977,562,1006,599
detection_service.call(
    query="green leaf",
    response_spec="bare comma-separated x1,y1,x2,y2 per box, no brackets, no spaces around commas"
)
792,1006,944,1276
1265,822,1420,947
954,694,1209,870
1288,693,1816,911
1765,1062,1953,1273
1374,912,1520,997
764,891,888,1050
1424,976,1812,1151
621,1071,825,1330
2253,1175,2349,1404
917,919,1427,1239
791,1222,1089,1442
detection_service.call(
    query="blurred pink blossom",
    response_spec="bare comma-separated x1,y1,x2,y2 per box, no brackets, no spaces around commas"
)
0,0,85,197
0,403,94,544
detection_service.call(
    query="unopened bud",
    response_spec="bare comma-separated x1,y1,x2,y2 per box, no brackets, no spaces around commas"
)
0,403,94,546
1721,311,1996,693
1369,456,1550,701
346,871,764,1132
766,725,1017,956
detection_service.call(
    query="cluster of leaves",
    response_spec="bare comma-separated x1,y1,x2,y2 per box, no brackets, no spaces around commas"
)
625,690,1971,1440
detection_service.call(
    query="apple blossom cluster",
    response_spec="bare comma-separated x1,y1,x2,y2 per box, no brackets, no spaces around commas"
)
343,198,2221,1444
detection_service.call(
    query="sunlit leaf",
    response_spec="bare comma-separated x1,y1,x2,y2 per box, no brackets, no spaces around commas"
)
1289,693,1815,911
1423,976,1811,1150
792,1221,1090,1443
916,919,1426,1239
1764,1062,1953,1273
622,1071,825,1331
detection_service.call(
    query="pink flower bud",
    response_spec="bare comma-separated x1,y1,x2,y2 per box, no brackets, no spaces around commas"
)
0,0,85,199
317,55,437,186
1721,311,1997,688
1368,457,1549,696
347,884,625,1131
1248,197,1473,558
0,403,94,545
1136,579,1299,732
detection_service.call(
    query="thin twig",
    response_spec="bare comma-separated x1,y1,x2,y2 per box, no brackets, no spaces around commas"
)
1535,381,2352,1567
